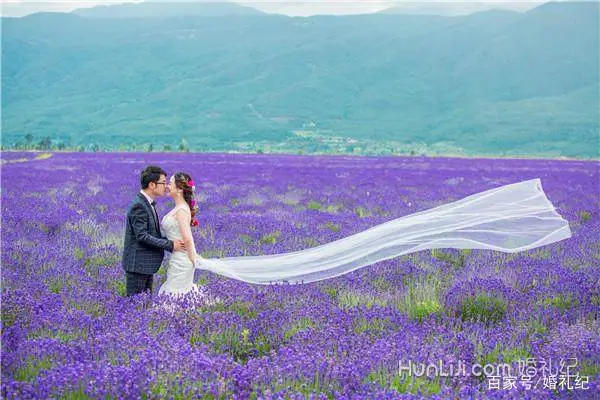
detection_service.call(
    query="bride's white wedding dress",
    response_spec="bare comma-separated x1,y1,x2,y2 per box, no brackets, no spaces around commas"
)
195,178,572,285
157,205,202,297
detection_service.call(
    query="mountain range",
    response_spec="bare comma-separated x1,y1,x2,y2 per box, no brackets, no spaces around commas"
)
2,1,598,158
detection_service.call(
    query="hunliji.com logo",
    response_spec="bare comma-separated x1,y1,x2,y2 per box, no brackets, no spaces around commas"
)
398,357,591,390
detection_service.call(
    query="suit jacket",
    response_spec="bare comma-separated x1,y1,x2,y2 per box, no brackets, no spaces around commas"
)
122,193,174,275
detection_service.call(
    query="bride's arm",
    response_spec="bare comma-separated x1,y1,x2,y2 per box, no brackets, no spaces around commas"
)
174,209,198,265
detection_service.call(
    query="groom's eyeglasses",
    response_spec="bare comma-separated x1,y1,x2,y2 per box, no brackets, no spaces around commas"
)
155,181,167,186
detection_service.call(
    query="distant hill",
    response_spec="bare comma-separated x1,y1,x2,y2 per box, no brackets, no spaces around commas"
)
379,3,535,16
2,1,598,158
72,1,264,18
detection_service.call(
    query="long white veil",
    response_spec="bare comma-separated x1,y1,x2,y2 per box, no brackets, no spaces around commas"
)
195,178,572,284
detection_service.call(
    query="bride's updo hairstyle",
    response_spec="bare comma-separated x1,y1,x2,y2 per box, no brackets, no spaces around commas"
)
174,172,199,227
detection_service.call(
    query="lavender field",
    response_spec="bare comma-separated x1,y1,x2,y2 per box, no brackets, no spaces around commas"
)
1,152,598,399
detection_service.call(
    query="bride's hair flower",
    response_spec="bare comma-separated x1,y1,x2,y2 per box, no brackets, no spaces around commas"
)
191,199,196,207
191,218,199,227
188,179,195,187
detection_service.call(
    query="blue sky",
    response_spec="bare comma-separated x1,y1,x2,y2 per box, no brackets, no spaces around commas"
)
1,0,547,18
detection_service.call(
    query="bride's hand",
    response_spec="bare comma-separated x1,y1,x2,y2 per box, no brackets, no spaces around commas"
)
193,255,204,268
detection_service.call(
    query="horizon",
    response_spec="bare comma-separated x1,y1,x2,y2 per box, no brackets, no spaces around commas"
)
2,0,548,18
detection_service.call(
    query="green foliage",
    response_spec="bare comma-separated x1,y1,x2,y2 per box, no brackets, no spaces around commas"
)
371,276,392,291
28,327,88,343
354,206,370,218
525,317,549,338
252,374,339,399
337,290,388,309
73,247,85,261
410,300,443,323
502,346,532,363
476,342,532,365
579,361,600,378
189,326,271,364
352,317,390,337
323,222,340,232
322,286,338,299
147,374,203,400
459,292,508,324
46,276,77,294
200,300,258,319
578,210,592,222
14,356,54,382
396,274,444,322
307,201,322,210
430,249,471,269
366,366,442,395
83,253,120,278
259,231,281,245
111,280,127,297
283,317,315,341
1,306,18,328
540,294,579,312
324,204,343,213
239,234,253,244
60,387,93,400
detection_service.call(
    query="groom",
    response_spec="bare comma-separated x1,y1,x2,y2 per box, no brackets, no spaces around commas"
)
122,165,185,297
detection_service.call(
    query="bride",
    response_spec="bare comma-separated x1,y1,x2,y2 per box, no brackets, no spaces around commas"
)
157,172,203,297
159,172,572,294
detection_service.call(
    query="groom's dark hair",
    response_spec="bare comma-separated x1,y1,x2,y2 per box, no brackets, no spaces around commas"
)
141,166,167,189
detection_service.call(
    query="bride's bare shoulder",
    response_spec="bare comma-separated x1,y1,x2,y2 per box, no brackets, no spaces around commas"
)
174,205,191,218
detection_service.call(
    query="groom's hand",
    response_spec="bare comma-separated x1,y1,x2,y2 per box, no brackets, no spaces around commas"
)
173,240,186,252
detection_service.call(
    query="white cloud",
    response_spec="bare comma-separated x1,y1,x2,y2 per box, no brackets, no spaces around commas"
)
234,1,545,16
234,1,393,16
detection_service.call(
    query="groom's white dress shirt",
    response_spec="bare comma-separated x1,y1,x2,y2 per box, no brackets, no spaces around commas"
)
140,190,159,225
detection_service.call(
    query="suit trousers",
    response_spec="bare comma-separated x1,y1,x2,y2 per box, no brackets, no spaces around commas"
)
125,271,154,297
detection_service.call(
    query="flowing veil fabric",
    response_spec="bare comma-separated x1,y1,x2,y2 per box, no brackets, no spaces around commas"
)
195,178,572,284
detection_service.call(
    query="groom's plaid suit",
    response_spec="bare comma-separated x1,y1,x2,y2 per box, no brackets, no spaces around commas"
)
122,192,174,296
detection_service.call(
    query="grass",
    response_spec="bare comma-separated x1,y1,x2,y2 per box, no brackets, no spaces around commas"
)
46,276,77,294
283,317,316,341
111,280,127,297
578,210,591,223
476,342,532,365
352,317,391,337
396,274,444,322
337,290,388,309
365,366,442,395
579,360,600,378
68,299,106,317
322,222,341,232
147,374,206,400
189,326,271,364
322,286,338,300
27,327,88,343
354,206,370,218
371,276,393,291
459,292,508,325
525,317,549,339
430,249,471,269
251,374,339,400
540,294,579,312
14,356,54,382
198,300,258,319
307,201,322,210
260,231,281,245
1,305,18,328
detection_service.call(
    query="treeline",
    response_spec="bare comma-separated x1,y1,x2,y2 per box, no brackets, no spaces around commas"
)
2,135,194,152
